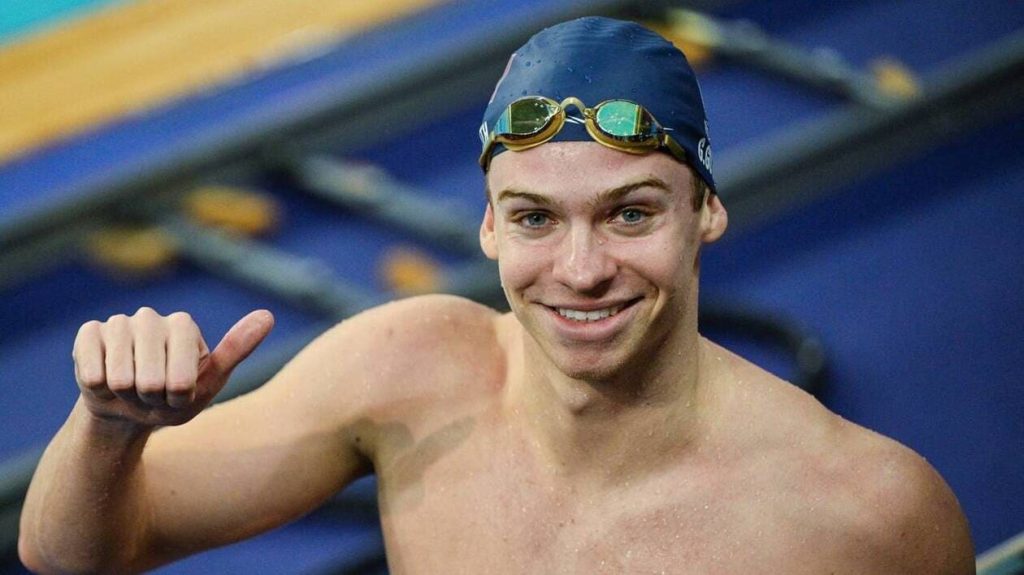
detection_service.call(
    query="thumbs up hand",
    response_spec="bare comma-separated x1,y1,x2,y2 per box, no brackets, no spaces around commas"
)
73,307,274,428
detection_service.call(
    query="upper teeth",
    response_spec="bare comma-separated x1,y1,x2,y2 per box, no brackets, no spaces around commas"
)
557,305,623,322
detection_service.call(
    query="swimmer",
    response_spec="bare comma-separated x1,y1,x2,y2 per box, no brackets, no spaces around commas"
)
19,17,974,574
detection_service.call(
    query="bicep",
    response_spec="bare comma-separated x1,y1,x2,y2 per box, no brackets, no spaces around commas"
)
135,328,374,565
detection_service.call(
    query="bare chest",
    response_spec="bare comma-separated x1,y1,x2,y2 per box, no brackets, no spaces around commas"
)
372,423,840,574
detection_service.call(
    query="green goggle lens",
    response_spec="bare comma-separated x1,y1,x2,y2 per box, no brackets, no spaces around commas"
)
593,100,654,141
498,99,559,139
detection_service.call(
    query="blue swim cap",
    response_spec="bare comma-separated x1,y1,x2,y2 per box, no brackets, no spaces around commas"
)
480,16,714,190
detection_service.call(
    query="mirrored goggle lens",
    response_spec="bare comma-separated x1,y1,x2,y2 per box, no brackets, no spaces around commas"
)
593,100,656,142
496,99,559,139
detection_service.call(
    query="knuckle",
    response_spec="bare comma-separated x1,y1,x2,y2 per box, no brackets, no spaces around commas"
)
107,313,129,324
130,308,158,328
167,311,193,324
73,321,102,356
78,372,107,391
167,312,198,333
134,374,165,393
106,375,135,392
104,314,130,333
165,376,195,393
77,320,102,337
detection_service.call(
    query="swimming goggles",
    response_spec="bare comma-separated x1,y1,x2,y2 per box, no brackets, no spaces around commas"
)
479,96,688,171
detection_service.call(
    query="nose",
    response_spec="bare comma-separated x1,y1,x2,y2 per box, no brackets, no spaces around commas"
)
551,225,617,294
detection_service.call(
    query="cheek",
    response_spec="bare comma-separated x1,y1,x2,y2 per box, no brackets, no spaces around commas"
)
495,238,550,291
619,230,696,285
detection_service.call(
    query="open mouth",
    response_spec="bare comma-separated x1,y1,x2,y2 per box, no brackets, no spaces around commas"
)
549,298,641,323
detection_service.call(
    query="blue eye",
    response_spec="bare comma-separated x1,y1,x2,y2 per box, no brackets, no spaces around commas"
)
522,213,550,227
618,208,646,224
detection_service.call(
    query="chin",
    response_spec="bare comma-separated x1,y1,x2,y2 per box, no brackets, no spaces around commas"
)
546,346,633,383
558,363,613,382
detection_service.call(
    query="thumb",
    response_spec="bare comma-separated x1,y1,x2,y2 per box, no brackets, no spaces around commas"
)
200,310,275,391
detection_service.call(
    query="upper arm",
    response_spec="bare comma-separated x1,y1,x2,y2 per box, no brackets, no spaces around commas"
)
844,437,975,574
134,319,374,565
132,295,497,569
894,454,975,574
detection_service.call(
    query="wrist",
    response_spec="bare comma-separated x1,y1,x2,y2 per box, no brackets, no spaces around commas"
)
71,398,153,448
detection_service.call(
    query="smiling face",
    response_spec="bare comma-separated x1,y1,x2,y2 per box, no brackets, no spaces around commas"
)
481,143,727,383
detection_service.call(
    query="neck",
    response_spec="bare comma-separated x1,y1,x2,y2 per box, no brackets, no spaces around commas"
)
508,315,715,484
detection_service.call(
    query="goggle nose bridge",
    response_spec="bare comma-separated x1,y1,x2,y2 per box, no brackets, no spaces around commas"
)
556,96,592,121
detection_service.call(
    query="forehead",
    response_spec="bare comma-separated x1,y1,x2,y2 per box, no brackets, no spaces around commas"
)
487,142,693,202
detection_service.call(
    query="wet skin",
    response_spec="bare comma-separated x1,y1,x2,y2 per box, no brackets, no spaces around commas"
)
19,143,974,574
481,142,721,387
373,144,973,573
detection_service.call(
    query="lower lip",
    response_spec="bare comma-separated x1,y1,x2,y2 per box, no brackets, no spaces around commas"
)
544,300,639,342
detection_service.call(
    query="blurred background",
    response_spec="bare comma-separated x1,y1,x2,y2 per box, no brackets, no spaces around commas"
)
1,0,1022,573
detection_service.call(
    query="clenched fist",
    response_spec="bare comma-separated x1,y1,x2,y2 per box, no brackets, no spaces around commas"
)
72,307,274,428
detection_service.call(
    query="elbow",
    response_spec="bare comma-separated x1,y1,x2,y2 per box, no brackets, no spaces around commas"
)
18,532,130,575
18,532,53,575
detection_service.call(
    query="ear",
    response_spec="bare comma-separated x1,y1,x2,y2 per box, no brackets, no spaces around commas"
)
480,202,499,260
700,193,728,244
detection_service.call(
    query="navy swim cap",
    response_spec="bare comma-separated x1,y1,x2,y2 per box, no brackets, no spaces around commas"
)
480,16,714,190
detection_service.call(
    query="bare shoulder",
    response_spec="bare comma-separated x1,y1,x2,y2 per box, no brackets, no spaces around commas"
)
822,421,976,573
287,294,506,407
316,293,502,361
707,340,974,573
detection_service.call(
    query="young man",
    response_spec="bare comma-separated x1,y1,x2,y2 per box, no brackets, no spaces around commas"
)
20,17,974,574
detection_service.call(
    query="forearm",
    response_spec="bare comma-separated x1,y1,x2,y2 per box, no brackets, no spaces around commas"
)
20,399,154,574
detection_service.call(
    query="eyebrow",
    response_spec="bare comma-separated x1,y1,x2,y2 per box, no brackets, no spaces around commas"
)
494,189,555,207
595,177,673,205
494,177,673,206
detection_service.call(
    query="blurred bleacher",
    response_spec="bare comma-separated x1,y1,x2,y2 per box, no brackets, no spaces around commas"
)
1,1,1023,573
